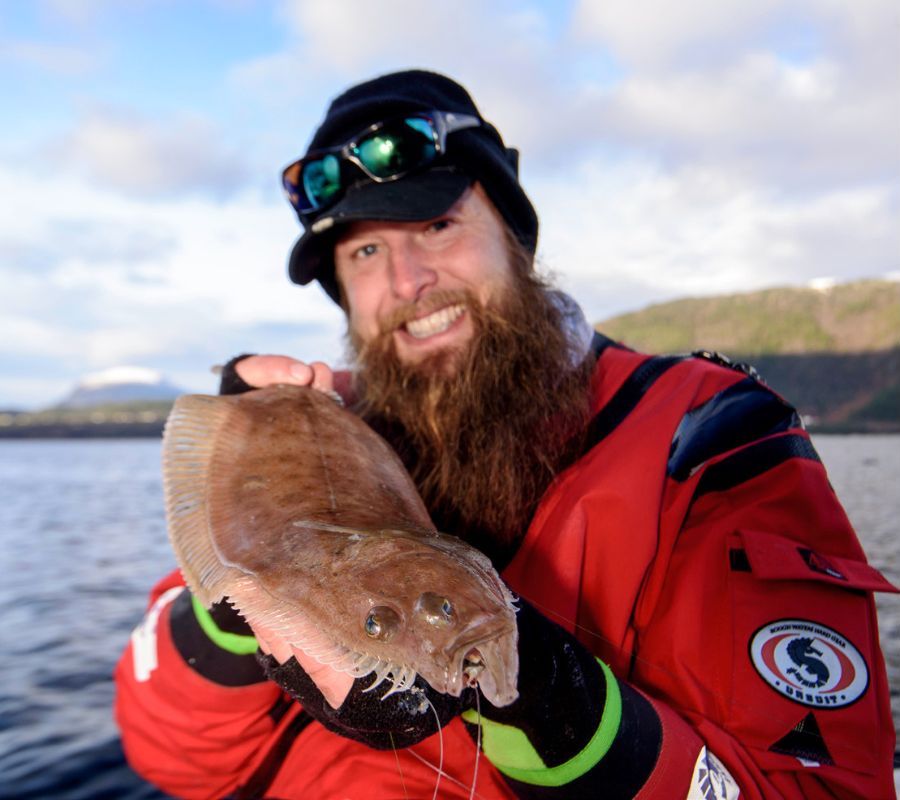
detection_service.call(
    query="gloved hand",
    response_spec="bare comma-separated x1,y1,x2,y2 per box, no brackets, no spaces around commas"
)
255,598,607,756
257,652,471,750
218,353,257,395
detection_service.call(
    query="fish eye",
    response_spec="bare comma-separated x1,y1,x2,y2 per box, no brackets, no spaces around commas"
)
415,592,456,627
364,606,401,641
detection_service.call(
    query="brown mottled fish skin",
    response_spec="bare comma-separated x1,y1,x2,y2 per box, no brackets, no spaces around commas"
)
162,384,519,706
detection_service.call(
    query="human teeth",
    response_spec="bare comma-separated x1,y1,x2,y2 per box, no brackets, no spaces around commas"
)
405,304,465,339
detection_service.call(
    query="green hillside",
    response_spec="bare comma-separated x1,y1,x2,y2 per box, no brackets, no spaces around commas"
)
599,278,900,355
596,278,900,431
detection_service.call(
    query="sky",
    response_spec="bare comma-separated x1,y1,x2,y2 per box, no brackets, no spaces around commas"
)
1,0,898,409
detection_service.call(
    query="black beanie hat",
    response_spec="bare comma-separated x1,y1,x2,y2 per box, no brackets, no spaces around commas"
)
286,69,539,304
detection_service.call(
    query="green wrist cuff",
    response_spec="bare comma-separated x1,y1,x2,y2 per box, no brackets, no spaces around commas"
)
462,658,622,787
191,595,259,656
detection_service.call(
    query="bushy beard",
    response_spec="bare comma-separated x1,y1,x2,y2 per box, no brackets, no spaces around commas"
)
347,252,595,566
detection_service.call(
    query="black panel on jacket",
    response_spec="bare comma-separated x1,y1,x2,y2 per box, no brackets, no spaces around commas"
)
583,354,687,451
668,377,802,481
695,434,821,497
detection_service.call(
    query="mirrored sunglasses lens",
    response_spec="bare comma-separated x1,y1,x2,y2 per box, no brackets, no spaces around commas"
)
302,153,342,208
355,117,437,179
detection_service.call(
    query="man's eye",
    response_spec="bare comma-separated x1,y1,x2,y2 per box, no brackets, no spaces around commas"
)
354,243,378,259
428,218,452,233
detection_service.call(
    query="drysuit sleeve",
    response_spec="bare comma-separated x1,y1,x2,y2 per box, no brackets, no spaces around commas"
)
635,424,898,799
114,572,284,799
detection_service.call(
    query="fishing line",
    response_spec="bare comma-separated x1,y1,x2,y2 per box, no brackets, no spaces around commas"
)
423,694,444,800
405,748,493,800
388,732,410,800
468,688,482,800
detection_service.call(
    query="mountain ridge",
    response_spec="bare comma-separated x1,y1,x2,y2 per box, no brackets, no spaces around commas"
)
595,278,900,431
597,278,900,356
55,366,183,409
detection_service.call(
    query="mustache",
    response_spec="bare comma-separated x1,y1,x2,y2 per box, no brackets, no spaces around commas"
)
377,289,474,335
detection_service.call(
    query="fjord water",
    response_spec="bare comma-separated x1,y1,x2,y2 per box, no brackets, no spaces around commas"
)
0,441,174,799
0,435,897,798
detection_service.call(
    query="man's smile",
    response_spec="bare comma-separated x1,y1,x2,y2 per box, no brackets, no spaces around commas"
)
404,303,467,339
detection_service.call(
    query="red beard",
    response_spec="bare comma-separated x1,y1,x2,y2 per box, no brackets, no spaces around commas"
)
348,250,595,566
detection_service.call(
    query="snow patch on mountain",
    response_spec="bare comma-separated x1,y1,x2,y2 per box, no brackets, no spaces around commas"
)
57,366,184,408
79,366,165,389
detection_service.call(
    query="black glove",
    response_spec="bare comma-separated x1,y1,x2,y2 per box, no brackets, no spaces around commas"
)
256,599,600,752
257,652,471,750
468,598,607,761
464,600,661,799
252,599,609,753
257,599,662,798
218,353,257,395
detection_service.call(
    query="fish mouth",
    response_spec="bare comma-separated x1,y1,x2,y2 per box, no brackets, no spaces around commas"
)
442,623,519,707
462,648,486,686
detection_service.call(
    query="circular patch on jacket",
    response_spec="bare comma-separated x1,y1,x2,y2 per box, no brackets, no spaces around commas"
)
749,619,868,708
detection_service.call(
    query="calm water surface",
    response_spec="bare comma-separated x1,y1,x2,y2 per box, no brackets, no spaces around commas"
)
0,435,896,798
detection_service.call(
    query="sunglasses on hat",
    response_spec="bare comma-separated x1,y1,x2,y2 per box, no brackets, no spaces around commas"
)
282,110,481,216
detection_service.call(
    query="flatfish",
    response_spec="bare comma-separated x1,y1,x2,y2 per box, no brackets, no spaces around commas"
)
162,384,519,706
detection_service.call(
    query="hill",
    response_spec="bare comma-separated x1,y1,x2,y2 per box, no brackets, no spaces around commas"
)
56,366,182,409
598,278,900,355
0,366,184,438
596,278,900,432
0,401,171,439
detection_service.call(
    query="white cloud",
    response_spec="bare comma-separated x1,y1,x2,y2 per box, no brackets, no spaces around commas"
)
236,0,559,119
534,157,899,322
37,0,158,26
571,0,783,70
0,160,347,406
274,0,549,75
3,0,898,407
597,52,898,189
235,0,899,200
46,106,253,199
0,39,100,74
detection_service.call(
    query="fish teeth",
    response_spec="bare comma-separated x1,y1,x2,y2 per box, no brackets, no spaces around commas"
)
363,660,395,693
398,665,417,691
381,664,418,699
404,304,465,339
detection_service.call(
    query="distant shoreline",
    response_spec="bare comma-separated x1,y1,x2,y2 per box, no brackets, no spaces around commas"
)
0,401,170,439
0,421,897,439
0,422,165,439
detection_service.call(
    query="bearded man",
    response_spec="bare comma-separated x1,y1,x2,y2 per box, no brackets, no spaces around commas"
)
115,70,896,800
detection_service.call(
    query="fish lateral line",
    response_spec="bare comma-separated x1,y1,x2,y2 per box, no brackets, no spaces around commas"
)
289,519,436,538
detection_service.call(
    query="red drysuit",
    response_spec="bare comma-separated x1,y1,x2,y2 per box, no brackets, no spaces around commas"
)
115,342,897,799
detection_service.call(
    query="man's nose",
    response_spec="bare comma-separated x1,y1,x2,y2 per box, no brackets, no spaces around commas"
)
388,241,437,301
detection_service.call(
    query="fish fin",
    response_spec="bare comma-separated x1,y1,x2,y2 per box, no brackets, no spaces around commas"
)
323,649,354,672
227,577,368,676
351,654,381,676
162,394,242,606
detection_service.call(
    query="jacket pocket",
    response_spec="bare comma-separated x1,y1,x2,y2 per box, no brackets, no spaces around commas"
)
737,528,898,594
727,528,895,779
